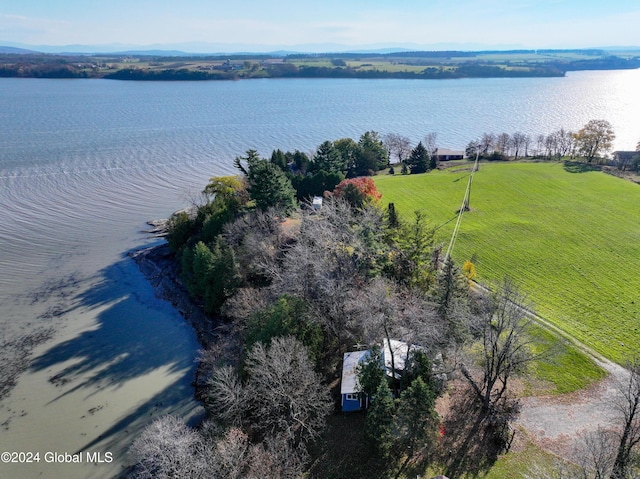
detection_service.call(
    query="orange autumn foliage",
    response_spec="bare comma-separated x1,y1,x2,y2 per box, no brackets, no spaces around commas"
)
331,177,382,203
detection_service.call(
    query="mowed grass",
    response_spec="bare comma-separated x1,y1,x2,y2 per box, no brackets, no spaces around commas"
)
375,162,640,364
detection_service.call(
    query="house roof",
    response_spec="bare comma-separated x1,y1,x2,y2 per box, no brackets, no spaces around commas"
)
435,147,464,157
614,150,639,159
382,339,422,378
383,339,408,378
341,350,370,395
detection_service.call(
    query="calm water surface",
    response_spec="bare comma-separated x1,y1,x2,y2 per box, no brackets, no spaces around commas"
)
0,70,638,478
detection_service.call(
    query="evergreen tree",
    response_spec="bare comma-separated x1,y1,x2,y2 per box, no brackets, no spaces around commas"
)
270,149,288,171
203,236,241,314
181,238,241,314
191,241,215,298
399,349,434,392
313,140,346,174
358,131,389,171
333,137,359,174
429,152,438,171
291,150,311,174
393,211,436,291
245,295,324,364
386,203,400,230
356,346,385,398
236,151,297,213
407,141,429,174
180,244,196,294
166,211,195,252
364,377,395,456
395,377,439,474
431,256,469,342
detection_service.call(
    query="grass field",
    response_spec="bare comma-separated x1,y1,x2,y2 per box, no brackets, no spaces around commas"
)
375,162,640,364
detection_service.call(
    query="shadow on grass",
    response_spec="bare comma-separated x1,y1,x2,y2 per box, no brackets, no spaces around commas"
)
438,388,503,479
308,412,390,479
563,161,602,174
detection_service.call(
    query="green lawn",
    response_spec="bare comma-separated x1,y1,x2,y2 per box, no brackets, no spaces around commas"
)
376,162,640,364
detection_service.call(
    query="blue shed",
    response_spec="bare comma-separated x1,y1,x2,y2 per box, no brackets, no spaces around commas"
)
340,350,370,412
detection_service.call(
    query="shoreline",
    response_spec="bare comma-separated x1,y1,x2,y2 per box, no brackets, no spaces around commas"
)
128,242,219,402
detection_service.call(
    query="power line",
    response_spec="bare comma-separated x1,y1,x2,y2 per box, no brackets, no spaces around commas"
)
443,152,479,264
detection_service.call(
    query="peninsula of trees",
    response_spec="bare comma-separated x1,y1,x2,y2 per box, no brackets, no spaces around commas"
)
129,124,640,478
2,48,640,81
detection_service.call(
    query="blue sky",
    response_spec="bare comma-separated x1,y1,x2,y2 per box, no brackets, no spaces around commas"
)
1,0,639,51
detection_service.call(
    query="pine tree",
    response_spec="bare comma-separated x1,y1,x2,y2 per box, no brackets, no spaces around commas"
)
203,236,241,314
387,203,400,229
245,157,297,213
407,142,429,174
364,378,395,456
395,377,439,475
431,256,469,342
313,140,346,174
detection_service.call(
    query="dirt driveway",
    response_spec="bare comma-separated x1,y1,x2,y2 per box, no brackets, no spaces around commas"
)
517,357,630,458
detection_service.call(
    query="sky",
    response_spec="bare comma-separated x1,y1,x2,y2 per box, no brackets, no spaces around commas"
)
1,0,640,52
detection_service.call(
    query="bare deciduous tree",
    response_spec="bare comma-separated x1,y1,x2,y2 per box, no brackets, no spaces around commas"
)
461,279,540,420
212,427,250,479
208,365,246,426
496,133,511,156
243,336,332,444
222,208,289,284
511,132,527,158
535,133,546,157
424,131,438,159
612,359,640,478
245,434,309,479
384,132,412,164
479,132,496,156
578,428,618,479
130,415,213,479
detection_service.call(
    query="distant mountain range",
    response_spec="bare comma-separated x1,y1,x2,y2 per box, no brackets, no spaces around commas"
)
0,46,41,54
1,41,639,56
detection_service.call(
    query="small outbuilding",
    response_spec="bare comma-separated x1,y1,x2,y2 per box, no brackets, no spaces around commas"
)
341,339,428,411
382,338,421,379
340,350,370,412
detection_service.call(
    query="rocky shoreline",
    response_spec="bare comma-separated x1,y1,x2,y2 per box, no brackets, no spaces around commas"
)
129,239,218,400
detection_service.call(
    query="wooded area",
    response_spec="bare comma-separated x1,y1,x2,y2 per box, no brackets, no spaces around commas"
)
129,126,640,478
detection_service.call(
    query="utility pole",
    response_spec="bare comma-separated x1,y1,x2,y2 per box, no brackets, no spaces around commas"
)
463,150,479,211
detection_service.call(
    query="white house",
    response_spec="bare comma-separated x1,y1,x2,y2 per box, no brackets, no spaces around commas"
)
341,339,424,412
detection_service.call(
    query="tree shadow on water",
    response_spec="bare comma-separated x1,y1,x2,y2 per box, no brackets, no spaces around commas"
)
28,254,204,460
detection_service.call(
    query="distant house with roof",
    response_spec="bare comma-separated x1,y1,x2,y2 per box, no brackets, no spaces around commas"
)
434,148,465,161
613,150,639,171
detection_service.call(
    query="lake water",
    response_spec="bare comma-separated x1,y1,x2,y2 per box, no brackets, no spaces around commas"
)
1,70,639,478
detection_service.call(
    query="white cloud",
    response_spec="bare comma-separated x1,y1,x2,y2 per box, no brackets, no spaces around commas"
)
0,13,71,43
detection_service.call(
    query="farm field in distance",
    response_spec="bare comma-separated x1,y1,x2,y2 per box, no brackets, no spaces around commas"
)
2,48,639,80
375,161,640,364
